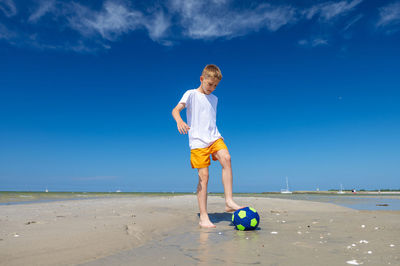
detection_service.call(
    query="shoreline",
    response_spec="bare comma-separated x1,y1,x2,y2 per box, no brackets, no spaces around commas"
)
2,191,400,205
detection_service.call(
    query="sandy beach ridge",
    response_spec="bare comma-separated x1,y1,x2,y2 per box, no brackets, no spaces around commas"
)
1,195,399,265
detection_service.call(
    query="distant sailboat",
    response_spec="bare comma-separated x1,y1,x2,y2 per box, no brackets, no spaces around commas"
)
281,177,292,194
45,188,49,193
337,184,345,194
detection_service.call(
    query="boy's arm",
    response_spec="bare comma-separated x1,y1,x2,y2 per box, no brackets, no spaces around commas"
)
172,103,190,134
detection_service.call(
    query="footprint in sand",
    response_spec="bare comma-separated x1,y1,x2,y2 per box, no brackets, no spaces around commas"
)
125,224,144,240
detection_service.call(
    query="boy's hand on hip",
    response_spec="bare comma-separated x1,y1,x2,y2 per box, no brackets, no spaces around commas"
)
177,121,190,134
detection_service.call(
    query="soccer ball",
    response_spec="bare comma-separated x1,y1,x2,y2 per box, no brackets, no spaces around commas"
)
232,206,260,231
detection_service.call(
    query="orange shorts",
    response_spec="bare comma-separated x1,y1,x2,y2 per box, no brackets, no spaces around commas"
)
190,138,228,168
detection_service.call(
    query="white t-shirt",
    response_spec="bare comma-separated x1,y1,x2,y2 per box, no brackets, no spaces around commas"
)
179,89,222,149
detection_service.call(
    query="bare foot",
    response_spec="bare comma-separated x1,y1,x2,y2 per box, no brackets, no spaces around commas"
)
199,220,216,228
225,201,245,212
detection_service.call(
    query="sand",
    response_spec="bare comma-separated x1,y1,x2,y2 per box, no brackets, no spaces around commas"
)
0,195,399,265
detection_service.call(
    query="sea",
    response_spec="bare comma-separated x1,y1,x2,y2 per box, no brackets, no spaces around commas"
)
257,193,400,211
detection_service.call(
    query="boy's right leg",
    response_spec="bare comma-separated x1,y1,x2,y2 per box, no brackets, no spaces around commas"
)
212,148,244,212
197,167,216,228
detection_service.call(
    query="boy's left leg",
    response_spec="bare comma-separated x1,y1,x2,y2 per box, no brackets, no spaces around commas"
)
212,149,244,212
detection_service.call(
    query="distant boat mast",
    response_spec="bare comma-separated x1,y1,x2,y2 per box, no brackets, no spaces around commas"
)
337,184,345,194
281,177,292,194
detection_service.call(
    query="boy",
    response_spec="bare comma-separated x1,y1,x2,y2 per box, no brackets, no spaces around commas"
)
172,64,242,228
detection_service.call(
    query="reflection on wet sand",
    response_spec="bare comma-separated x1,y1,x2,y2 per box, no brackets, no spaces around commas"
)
197,229,211,265
196,212,262,265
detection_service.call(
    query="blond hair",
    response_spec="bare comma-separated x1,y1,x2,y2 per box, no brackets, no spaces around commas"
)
201,64,222,81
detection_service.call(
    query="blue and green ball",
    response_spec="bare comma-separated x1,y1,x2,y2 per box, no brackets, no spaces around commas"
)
232,207,260,231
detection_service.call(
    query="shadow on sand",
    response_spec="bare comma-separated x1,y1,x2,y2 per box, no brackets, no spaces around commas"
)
197,212,262,231
197,212,233,225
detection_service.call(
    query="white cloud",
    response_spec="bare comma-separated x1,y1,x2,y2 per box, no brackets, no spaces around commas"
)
0,0,397,53
62,0,296,43
305,0,362,21
211,0,229,4
67,1,144,41
298,0,362,49
298,37,329,47
0,22,15,39
28,0,56,23
377,2,400,27
143,10,170,41
1,0,172,51
65,1,170,42
27,36,107,53
0,0,17,17
342,14,363,31
169,0,296,39
298,39,308,45
312,38,329,46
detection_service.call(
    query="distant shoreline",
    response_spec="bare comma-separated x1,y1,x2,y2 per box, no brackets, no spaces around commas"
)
270,191,400,195
1,190,400,205
1,190,400,193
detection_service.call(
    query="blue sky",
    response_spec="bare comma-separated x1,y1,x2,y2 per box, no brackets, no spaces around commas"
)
0,0,399,192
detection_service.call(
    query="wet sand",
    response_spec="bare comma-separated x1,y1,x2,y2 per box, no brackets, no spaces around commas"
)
0,195,399,265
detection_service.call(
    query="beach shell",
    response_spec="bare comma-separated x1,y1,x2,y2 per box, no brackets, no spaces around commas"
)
346,259,363,265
